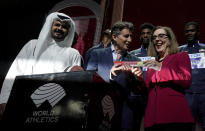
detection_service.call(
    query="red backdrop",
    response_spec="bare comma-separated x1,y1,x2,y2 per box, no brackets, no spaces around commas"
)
122,0,205,51
60,6,96,59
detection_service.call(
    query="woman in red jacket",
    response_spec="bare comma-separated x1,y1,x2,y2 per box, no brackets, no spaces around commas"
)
142,26,194,131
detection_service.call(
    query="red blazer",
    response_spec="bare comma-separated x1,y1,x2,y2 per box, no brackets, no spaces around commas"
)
144,52,194,128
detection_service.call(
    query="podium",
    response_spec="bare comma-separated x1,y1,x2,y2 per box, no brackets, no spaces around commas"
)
1,71,122,131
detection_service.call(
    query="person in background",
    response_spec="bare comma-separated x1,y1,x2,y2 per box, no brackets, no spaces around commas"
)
130,23,155,127
143,26,194,131
179,21,205,131
87,21,146,131
130,22,155,57
84,29,112,69
0,12,82,119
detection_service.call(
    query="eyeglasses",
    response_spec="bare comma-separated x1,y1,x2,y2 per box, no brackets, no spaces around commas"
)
151,33,168,41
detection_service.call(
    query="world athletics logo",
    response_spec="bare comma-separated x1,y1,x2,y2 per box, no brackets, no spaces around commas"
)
25,83,65,123
31,83,66,108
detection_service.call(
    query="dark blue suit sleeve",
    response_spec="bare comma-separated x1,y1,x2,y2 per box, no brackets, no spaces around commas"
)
86,49,98,71
84,49,92,69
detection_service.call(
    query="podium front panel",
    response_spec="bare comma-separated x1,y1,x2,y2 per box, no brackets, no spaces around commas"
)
1,71,122,131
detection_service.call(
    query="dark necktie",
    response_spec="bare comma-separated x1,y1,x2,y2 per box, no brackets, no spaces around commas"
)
117,53,122,61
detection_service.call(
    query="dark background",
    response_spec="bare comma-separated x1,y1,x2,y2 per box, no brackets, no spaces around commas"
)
1,0,61,87
123,0,205,51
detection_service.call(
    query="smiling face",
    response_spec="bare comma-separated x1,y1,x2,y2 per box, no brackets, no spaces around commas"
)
112,28,133,52
152,28,170,56
51,19,70,42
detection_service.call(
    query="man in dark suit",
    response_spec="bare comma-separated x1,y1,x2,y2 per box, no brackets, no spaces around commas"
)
86,21,146,131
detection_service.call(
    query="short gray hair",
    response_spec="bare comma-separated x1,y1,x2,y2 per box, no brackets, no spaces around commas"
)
111,21,134,36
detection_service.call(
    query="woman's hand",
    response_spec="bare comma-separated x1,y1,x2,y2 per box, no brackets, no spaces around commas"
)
143,60,162,71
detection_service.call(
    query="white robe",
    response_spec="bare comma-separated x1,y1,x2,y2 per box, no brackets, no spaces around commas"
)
0,12,82,104
0,40,81,104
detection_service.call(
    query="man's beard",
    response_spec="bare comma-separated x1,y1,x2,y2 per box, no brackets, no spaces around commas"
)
52,30,66,41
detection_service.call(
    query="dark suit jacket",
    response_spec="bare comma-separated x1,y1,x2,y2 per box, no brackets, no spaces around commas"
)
86,46,147,130
86,47,113,83
86,46,141,83
84,42,111,69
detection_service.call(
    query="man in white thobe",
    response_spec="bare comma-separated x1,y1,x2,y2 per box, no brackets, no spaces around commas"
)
0,12,82,118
